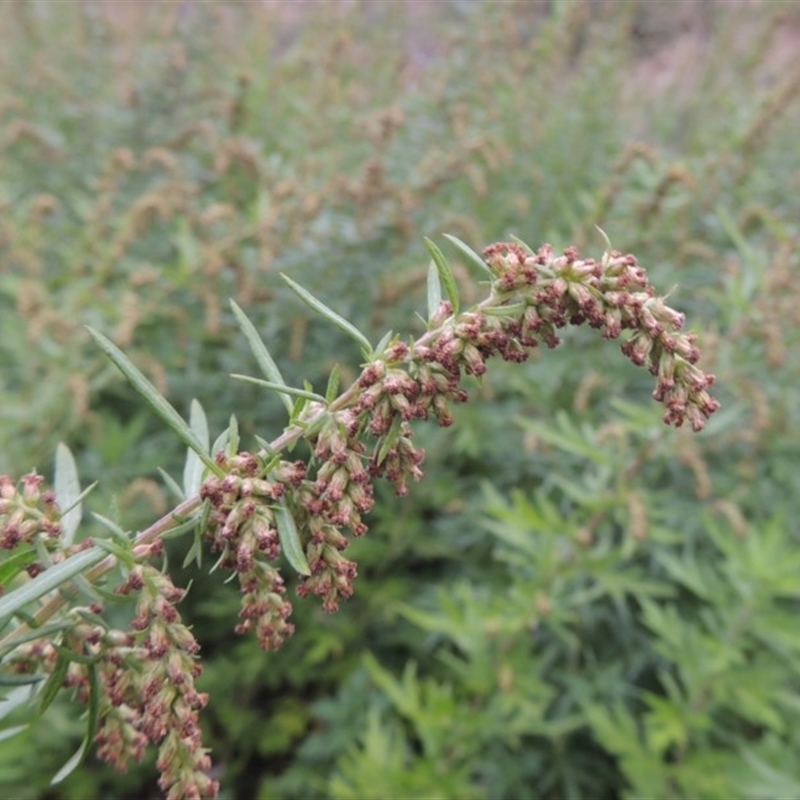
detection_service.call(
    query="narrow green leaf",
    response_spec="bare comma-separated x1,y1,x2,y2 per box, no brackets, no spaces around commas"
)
54,444,81,546
281,273,373,355
0,673,44,687
373,330,395,358
90,513,131,544
210,416,238,460
254,436,279,463
0,620,74,660
39,654,71,714
426,260,442,321
508,234,535,254
0,547,36,588
424,237,460,315
0,725,28,742
376,415,403,468
484,302,527,318
158,467,185,502
303,411,329,440
230,300,293,415
85,664,100,754
227,414,239,455
231,374,326,404
75,608,109,629
160,514,203,541
182,526,204,570
52,643,101,667
0,685,37,721
594,225,612,252
274,500,311,576
442,233,492,275
51,737,89,785
0,549,106,622
183,399,210,497
325,365,341,405
86,328,220,476
289,395,309,429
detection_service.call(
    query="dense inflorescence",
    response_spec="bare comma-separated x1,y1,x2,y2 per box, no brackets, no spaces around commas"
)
0,240,719,799
193,241,719,664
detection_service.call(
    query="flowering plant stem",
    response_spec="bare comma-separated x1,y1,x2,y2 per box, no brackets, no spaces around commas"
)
0,236,718,799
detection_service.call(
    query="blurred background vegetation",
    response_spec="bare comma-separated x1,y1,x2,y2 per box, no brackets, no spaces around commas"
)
1,1,800,798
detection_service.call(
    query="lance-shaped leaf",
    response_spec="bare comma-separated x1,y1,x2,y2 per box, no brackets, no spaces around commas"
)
442,233,492,275
376,415,404,468
325,364,341,405
426,260,442,322
54,443,82,546
274,499,311,576
281,273,373,355
0,548,106,622
484,302,527,318
231,374,326,404
39,652,71,713
183,399,210,497
230,300,293,415
424,237,460,315
51,737,90,786
0,547,36,590
372,330,395,359
86,328,221,477
508,233,535,254
594,225,613,252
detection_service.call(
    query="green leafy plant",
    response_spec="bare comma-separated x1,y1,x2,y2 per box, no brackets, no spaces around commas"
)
0,234,717,798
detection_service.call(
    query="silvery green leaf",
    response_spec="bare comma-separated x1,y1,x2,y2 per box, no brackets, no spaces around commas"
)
424,237,459,315
0,725,27,742
426,260,442,321
231,374,326,403
376,415,403,467
230,300,293,415
281,273,373,355
54,444,81,546
51,737,89,785
508,234,535,254
325,364,341,405
442,233,492,275
484,303,527,317
86,328,220,476
183,399,210,497
274,499,311,576
373,330,395,358
594,225,613,252
158,467,185,502
0,548,106,622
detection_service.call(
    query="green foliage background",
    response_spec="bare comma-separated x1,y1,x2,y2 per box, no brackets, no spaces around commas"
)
1,1,799,798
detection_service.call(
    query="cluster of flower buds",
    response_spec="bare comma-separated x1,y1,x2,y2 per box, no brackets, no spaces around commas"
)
19,557,219,799
200,452,306,650
480,242,720,431
113,559,217,800
217,240,718,632
0,472,62,559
